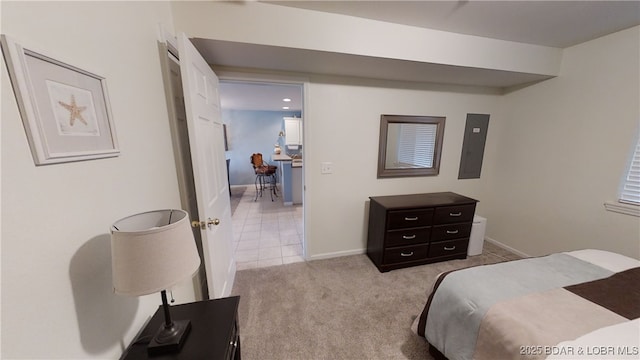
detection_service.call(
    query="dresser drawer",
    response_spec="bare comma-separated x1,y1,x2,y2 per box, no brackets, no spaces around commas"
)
384,244,429,264
387,209,433,229
433,205,475,224
429,239,468,258
225,320,240,360
386,227,430,247
431,223,472,242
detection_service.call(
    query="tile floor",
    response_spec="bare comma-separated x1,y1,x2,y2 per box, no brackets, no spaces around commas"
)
231,186,305,270
230,186,513,271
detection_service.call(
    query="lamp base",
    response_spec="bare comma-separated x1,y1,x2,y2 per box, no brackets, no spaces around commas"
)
147,319,191,356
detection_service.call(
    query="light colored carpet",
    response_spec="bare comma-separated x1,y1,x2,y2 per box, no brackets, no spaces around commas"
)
231,243,520,359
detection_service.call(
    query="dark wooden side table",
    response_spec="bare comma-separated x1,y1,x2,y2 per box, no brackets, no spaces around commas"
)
121,296,241,360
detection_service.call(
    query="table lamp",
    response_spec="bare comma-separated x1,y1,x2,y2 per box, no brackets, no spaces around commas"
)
111,209,201,355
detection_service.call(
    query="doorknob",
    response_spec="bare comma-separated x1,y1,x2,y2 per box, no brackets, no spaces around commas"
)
191,218,220,230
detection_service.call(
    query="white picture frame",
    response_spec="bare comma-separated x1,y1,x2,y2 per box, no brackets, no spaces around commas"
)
1,35,119,165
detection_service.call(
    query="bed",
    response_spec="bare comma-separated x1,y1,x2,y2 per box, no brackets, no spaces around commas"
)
413,249,640,360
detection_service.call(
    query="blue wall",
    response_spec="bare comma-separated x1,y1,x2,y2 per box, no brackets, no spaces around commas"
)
223,109,301,185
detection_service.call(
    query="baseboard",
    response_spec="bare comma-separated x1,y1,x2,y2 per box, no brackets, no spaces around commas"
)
308,248,366,261
225,260,237,298
306,240,531,263
485,236,531,258
308,239,532,261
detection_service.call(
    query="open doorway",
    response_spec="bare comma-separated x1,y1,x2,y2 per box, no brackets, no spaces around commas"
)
219,80,305,270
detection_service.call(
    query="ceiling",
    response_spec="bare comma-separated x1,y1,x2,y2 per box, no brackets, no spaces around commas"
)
215,1,639,111
267,1,640,48
219,81,304,112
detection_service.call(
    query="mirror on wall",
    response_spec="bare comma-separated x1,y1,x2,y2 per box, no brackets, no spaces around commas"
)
377,115,445,178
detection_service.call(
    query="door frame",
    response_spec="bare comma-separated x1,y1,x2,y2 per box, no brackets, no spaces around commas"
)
157,40,209,300
216,70,310,261
158,27,310,267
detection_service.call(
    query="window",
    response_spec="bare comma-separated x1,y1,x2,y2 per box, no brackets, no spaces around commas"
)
619,139,640,205
605,137,640,216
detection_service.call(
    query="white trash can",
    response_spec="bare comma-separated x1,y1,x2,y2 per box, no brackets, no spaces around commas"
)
468,215,487,256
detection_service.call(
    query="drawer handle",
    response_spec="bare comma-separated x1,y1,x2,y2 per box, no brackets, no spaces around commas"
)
404,216,419,221
402,234,416,240
400,252,414,257
446,230,459,234
449,212,462,217
444,246,456,251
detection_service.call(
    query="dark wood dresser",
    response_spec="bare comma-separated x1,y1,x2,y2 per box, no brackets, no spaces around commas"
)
367,192,478,272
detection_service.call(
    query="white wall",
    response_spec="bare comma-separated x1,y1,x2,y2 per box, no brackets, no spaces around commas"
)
170,1,507,258
302,78,501,258
1,2,197,359
483,26,640,258
172,2,639,260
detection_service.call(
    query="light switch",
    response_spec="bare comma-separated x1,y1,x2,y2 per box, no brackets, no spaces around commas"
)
321,162,333,174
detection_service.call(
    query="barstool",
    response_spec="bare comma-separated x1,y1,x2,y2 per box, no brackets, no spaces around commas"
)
250,153,278,201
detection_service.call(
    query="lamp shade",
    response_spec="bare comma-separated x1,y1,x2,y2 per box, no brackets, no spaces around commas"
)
111,209,201,296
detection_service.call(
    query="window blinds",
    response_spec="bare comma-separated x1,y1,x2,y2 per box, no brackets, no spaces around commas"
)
620,139,640,205
397,124,436,168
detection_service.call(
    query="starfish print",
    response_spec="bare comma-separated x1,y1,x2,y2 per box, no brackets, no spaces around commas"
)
58,95,87,126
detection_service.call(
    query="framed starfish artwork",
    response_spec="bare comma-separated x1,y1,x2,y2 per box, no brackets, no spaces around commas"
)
1,35,119,165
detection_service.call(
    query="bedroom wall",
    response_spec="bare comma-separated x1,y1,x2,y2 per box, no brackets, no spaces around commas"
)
482,26,640,259
1,2,196,359
172,1,640,260
171,1,511,259
302,79,502,258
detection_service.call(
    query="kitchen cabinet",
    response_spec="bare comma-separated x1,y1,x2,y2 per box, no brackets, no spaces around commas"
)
284,117,302,146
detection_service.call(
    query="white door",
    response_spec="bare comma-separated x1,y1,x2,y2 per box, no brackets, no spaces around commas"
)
177,33,235,298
